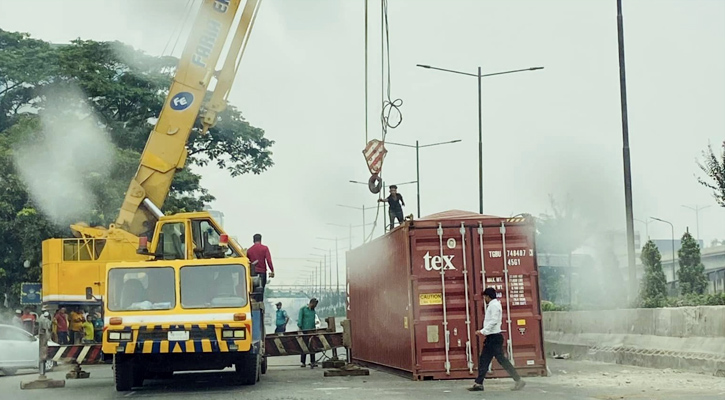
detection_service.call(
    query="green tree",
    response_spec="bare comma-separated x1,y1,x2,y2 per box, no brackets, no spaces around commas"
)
639,240,667,308
697,141,725,207
677,231,708,295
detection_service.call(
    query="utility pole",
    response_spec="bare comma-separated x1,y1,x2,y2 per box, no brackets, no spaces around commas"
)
617,0,638,301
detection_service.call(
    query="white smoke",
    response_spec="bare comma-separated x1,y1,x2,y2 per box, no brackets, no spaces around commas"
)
13,85,116,226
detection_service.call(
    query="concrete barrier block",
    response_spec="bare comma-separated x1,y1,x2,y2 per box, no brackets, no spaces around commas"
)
654,308,673,336
697,306,725,337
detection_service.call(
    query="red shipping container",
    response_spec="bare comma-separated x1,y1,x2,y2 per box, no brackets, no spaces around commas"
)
346,210,547,381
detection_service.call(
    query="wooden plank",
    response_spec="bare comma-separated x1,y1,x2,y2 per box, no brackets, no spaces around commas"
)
324,368,370,377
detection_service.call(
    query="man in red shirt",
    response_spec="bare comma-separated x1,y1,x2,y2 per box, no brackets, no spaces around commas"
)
54,307,69,345
246,233,274,289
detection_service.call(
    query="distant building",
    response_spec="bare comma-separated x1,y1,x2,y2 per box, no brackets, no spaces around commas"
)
649,238,704,255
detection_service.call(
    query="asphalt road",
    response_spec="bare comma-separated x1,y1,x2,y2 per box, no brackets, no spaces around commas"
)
2,357,724,400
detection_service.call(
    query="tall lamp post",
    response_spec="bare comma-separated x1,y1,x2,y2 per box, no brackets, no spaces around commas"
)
309,253,327,296
651,217,676,285
327,222,372,249
316,238,350,299
634,218,651,241
681,205,710,243
316,239,349,309
416,64,543,214
385,139,462,218
337,204,377,243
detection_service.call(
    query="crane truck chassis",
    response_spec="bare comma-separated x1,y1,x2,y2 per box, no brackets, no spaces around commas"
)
93,215,265,390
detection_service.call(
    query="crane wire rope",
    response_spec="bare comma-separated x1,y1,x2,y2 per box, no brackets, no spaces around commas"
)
170,0,199,57
364,0,403,244
161,0,196,57
364,0,369,145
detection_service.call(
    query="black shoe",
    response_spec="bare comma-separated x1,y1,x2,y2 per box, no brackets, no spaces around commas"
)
467,384,484,391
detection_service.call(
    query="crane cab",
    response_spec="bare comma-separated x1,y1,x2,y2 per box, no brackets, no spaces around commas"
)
137,212,244,262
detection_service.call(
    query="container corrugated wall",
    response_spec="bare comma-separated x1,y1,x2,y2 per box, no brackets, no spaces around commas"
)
347,226,414,372
347,210,547,380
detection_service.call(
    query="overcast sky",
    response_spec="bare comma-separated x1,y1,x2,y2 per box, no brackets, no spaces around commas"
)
1,0,724,285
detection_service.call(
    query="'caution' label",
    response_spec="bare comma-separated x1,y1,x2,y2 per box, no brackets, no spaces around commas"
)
419,293,443,305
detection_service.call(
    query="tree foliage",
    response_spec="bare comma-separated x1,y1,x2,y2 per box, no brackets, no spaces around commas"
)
697,141,725,207
677,231,708,295
0,29,274,306
638,240,667,308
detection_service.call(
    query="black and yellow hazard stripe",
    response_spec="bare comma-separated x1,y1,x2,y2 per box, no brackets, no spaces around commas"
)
112,323,249,354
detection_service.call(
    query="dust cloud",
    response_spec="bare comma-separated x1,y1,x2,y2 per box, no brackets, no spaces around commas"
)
13,84,115,227
536,148,634,309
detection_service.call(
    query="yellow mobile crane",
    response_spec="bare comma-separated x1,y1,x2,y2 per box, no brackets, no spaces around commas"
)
40,0,267,391
42,0,260,305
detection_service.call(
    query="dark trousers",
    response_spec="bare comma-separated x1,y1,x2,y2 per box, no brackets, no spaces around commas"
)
275,325,286,333
475,333,521,385
301,353,316,365
57,331,69,345
388,209,404,230
252,270,267,288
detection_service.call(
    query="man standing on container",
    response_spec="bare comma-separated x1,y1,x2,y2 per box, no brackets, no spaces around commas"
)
297,298,318,368
246,233,275,289
275,302,289,333
378,185,405,230
469,287,525,392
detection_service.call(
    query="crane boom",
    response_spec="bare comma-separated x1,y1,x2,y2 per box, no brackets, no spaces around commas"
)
113,0,261,235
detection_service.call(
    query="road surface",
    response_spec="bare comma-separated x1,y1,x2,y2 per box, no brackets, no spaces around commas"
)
2,357,724,399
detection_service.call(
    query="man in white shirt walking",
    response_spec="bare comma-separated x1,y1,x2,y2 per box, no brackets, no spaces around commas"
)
468,287,525,392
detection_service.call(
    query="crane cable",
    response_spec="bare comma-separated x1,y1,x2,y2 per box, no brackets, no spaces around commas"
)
161,0,197,58
364,0,403,244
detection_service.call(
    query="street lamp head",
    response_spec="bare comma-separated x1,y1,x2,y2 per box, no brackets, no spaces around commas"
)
416,64,431,69
530,67,544,71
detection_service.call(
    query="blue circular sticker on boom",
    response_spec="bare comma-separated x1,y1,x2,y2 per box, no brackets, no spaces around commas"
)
170,92,194,111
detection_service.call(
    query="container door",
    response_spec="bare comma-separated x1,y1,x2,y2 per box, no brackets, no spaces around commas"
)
470,220,547,378
410,222,478,379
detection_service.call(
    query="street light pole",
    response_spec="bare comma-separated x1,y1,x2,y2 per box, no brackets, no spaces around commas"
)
682,205,711,242
385,141,460,218
416,64,543,214
416,140,421,218
651,217,676,284
337,204,384,243
478,66,483,214
634,218,651,241
317,237,348,297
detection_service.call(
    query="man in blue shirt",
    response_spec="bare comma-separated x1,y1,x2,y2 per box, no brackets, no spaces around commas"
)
274,302,289,333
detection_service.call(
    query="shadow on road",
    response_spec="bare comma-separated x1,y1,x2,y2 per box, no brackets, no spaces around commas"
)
132,370,261,395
